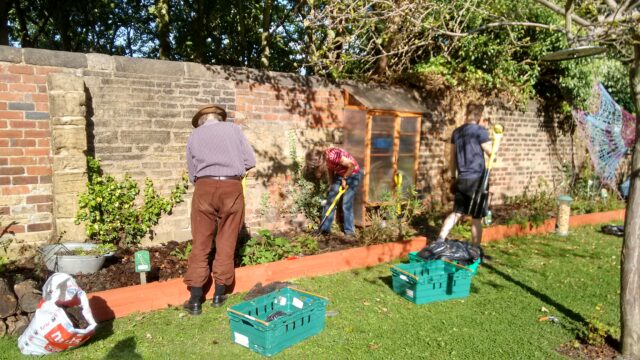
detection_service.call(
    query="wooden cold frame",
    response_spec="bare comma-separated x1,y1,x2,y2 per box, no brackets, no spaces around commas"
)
341,89,423,225
363,110,422,206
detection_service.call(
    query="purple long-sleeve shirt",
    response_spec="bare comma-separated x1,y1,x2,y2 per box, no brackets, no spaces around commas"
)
186,121,256,184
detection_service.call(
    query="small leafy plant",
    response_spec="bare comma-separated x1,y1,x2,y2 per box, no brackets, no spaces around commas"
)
66,243,117,257
359,210,398,246
170,243,192,261
75,157,188,247
360,185,424,244
240,229,318,265
578,304,615,346
293,233,319,254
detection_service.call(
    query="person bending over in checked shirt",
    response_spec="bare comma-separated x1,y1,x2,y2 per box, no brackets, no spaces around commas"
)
305,147,362,239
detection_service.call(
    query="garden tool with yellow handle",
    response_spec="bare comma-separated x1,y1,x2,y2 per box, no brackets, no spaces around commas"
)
317,184,348,233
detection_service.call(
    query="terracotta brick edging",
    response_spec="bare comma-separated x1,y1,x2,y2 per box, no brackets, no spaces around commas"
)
88,209,626,322
480,208,626,243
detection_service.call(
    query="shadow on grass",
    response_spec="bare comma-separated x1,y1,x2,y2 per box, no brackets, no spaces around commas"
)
482,261,586,325
375,275,393,290
90,320,114,343
103,336,143,359
473,276,506,291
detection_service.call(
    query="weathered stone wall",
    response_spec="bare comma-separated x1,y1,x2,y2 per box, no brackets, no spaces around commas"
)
0,46,577,256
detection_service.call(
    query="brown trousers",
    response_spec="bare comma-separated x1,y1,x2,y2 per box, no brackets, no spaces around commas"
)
184,179,244,288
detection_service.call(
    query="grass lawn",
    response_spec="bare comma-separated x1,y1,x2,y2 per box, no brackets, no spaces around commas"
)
0,224,622,359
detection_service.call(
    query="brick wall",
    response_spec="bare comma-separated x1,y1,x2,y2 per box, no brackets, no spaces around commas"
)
416,99,580,206
486,103,580,197
0,59,61,250
0,46,578,257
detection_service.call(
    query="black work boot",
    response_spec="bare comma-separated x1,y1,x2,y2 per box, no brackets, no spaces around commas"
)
212,283,227,307
183,287,203,315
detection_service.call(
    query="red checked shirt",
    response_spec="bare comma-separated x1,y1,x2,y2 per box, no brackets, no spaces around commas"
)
324,148,360,177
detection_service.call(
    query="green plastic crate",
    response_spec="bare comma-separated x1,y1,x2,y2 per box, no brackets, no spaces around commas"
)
390,260,474,304
408,251,481,274
227,287,328,357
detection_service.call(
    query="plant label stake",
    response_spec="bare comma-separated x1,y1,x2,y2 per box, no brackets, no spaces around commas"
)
134,250,151,284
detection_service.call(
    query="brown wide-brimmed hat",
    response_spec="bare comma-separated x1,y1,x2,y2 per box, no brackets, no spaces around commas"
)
192,105,227,127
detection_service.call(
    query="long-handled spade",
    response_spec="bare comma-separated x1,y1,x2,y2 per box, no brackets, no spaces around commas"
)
317,185,348,233
469,124,504,218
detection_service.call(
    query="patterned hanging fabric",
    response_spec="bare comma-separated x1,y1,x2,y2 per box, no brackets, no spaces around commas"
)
573,83,637,187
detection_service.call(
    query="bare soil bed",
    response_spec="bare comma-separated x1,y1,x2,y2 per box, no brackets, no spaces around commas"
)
1,232,362,294
556,340,620,360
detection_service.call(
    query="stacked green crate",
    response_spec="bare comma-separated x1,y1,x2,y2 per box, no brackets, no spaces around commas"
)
227,287,328,357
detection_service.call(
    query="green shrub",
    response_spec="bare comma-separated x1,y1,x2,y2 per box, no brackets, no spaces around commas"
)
291,177,327,224
240,229,318,265
287,132,327,224
503,178,556,227
556,161,626,215
75,157,188,247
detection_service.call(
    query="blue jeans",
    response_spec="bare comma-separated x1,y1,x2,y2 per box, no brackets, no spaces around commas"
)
320,172,362,235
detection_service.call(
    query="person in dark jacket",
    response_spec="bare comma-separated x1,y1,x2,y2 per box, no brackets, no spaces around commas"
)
436,103,492,245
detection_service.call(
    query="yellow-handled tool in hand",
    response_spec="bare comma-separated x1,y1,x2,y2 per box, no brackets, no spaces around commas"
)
318,185,348,233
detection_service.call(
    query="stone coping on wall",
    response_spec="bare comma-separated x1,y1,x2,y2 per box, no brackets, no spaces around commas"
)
0,45,339,89
86,209,626,322
0,45,431,100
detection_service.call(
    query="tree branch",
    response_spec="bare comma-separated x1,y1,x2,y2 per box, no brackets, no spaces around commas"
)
532,0,592,27
269,0,305,37
565,0,574,42
603,0,619,11
436,21,565,37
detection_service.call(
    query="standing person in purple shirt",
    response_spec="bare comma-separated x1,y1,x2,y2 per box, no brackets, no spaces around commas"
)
435,103,492,246
183,105,256,315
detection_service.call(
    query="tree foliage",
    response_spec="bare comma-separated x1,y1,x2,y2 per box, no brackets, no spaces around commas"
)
0,0,632,112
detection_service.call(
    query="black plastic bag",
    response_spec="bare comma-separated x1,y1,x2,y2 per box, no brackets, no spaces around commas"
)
417,240,483,265
601,224,624,237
